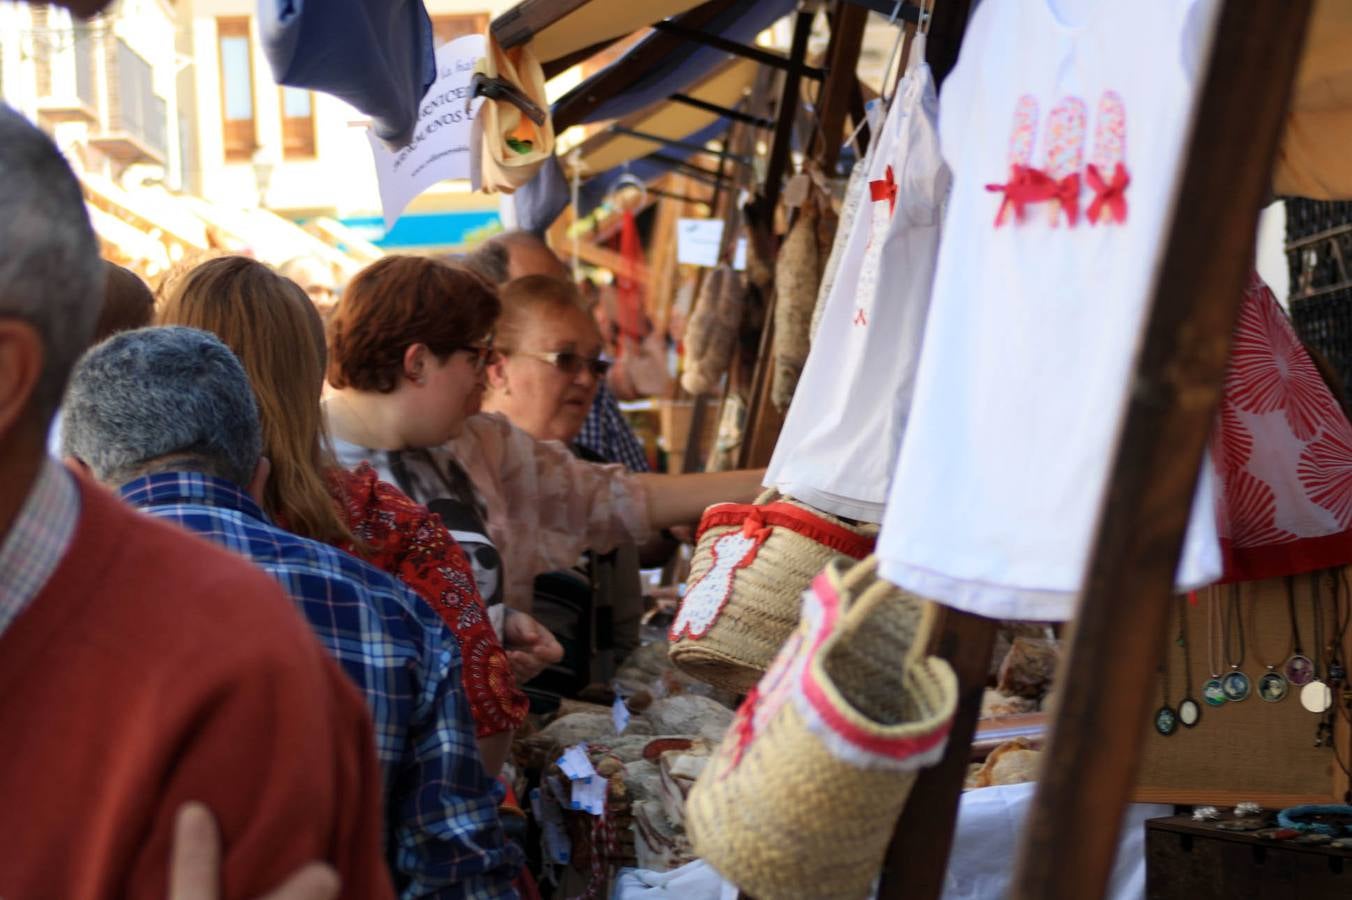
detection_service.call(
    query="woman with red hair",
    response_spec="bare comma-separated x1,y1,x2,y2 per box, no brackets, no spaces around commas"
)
324,255,762,638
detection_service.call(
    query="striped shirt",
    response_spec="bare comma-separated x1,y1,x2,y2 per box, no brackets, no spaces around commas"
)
119,472,519,900
0,458,79,639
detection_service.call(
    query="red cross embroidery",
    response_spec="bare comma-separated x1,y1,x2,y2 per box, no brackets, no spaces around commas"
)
869,165,897,216
854,308,868,327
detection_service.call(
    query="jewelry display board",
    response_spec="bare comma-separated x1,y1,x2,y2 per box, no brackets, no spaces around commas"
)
1134,572,1352,806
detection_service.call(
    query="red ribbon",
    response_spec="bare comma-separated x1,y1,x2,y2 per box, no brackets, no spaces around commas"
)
1052,171,1080,227
986,164,1082,227
1086,162,1130,224
869,165,897,216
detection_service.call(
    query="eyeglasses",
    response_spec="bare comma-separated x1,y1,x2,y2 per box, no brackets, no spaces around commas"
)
456,345,493,372
514,349,612,378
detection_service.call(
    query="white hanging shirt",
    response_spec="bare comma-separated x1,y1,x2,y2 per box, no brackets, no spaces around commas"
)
876,0,1223,621
766,65,950,523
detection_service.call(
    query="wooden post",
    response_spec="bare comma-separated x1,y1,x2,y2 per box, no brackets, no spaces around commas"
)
876,609,997,900
738,1,864,468
1008,3,1313,898
762,7,815,215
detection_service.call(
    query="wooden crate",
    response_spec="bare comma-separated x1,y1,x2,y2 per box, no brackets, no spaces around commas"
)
1146,813,1352,900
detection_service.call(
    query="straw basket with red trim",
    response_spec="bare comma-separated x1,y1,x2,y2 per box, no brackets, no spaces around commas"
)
668,490,878,692
685,557,957,900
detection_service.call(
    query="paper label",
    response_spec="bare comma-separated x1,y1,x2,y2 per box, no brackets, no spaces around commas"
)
612,695,632,734
676,218,725,267
558,743,597,781
569,775,608,815
368,34,485,230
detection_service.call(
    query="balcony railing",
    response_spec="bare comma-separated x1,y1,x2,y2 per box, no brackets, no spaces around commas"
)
91,37,168,164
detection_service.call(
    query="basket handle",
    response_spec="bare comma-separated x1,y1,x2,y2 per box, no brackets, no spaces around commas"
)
755,487,781,505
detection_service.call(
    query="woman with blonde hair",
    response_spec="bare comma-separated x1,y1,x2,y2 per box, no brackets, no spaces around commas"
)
158,256,555,771
323,255,763,631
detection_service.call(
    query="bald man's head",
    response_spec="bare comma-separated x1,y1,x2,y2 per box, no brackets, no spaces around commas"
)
464,231,568,285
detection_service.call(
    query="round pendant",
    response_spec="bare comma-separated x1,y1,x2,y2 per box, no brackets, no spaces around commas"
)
1258,671,1289,703
1222,670,1251,702
1285,653,1315,686
1300,679,1333,713
1178,696,1202,727
1203,678,1228,707
1154,704,1179,736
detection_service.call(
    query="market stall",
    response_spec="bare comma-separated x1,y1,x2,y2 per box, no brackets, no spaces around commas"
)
261,0,1352,894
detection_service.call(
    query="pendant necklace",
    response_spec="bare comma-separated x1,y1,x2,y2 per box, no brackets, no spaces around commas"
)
1203,588,1228,707
1221,585,1251,702
1285,575,1315,686
1155,614,1179,736
1316,570,1350,745
1301,572,1333,715
1177,594,1201,727
1251,588,1289,703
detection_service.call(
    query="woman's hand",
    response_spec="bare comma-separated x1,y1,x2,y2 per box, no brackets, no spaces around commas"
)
503,609,564,683
169,803,340,900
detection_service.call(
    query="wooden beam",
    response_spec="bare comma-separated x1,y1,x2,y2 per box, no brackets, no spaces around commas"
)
876,610,997,900
491,0,595,52
1008,3,1313,899
811,1,870,178
651,19,826,80
573,240,652,283
762,7,815,214
552,0,745,131
669,93,775,130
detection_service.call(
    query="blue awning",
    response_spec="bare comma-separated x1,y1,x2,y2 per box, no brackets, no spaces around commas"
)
551,0,796,126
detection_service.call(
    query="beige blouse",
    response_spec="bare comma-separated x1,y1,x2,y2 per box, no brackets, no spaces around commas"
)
447,413,653,613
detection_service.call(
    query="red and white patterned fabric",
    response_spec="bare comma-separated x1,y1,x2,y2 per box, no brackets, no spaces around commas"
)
1211,273,1352,581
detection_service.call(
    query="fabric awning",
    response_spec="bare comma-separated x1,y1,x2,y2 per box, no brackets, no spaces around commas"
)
575,114,729,217
566,56,758,178
86,204,172,274
79,173,210,253
494,0,707,66
179,196,365,275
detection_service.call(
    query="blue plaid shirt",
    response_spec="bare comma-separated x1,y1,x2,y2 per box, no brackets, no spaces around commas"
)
119,472,520,900
576,382,651,473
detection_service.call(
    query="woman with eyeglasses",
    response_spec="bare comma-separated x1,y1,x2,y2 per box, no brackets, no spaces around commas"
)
477,275,657,692
157,255,541,775
324,256,764,649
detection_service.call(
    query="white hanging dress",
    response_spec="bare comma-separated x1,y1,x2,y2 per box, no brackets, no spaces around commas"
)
875,0,1223,621
766,62,950,524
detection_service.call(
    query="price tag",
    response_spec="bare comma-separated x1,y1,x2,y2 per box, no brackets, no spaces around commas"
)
557,744,597,781
612,694,631,734
570,775,608,815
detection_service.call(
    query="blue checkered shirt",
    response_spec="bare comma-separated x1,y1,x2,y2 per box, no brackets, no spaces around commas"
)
119,472,520,900
576,382,651,472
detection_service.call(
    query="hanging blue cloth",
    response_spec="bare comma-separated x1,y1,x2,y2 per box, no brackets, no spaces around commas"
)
257,0,436,147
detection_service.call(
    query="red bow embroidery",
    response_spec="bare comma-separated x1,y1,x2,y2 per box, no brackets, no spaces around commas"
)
1051,171,1081,227
869,165,897,216
986,164,1082,227
1086,162,1130,224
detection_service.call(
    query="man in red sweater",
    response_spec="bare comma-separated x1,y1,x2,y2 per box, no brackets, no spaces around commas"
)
0,108,394,898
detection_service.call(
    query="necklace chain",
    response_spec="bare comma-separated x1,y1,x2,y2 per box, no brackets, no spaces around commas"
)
1223,585,1246,669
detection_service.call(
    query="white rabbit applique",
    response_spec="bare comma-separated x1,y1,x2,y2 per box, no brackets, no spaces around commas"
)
670,516,773,641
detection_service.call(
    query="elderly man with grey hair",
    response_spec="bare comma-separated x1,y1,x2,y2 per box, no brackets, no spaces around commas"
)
0,106,390,898
64,325,523,900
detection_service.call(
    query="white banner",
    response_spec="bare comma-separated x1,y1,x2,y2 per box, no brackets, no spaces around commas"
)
368,34,485,231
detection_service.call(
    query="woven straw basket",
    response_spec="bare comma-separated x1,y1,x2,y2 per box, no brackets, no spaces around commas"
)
669,491,878,692
685,557,958,900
